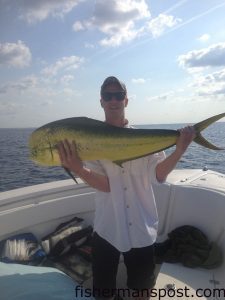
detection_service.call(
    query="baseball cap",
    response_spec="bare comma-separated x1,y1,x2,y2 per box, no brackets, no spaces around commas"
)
100,76,127,96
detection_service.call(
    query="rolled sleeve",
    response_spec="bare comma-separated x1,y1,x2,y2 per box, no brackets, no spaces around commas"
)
148,151,166,184
84,160,106,176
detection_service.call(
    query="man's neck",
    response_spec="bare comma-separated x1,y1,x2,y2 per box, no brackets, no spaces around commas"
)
105,116,128,127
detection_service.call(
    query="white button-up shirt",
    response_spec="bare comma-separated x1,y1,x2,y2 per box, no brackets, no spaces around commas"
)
86,151,166,252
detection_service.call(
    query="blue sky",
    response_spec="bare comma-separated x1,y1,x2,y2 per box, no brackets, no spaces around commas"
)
1,0,225,128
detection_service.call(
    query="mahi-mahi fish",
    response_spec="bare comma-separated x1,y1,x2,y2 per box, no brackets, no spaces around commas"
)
29,112,225,167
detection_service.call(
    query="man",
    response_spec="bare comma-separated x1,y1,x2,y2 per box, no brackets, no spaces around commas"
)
57,76,196,300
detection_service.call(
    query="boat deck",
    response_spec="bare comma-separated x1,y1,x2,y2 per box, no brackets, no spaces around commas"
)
0,169,225,299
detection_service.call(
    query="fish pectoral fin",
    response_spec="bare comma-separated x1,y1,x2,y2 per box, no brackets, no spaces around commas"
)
113,160,124,167
63,167,78,184
194,133,224,150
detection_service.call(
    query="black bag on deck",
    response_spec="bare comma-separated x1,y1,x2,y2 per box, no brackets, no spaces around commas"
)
155,225,223,269
41,217,93,283
41,216,93,258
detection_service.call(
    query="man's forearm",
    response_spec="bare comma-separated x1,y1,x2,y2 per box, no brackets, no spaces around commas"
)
156,126,196,182
156,149,183,182
76,166,110,193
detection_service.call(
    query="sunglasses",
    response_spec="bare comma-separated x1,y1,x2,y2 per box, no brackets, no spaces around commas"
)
102,91,126,102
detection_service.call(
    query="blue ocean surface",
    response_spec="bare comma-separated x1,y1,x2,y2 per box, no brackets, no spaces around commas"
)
0,123,225,192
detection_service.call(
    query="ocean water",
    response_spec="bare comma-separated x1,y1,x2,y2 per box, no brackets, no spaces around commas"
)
0,123,225,192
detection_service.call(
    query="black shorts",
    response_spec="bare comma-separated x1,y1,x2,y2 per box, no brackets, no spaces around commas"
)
92,232,156,298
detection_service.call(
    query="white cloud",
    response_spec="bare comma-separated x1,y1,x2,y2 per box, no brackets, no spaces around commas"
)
99,22,140,47
177,43,225,99
147,91,175,102
132,78,146,84
60,75,75,85
146,14,182,38
178,42,225,70
191,68,225,96
16,0,84,23
40,99,54,106
198,34,210,42
42,56,84,77
0,40,31,68
84,42,95,49
0,74,67,99
73,1,181,47
93,0,150,28
79,0,151,47
0,102,25,116
0,76,38,94
72,21,85,32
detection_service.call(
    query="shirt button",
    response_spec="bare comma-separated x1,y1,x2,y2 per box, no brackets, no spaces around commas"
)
122,170,125,174
124,187,127,191
126,205,129,208
129,222,132,226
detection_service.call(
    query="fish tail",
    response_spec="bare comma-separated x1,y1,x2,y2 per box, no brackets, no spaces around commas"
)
193,112,225,150
194,133,223,150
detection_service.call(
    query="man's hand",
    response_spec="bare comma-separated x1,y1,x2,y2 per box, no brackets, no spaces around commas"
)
57,139,110,192
57,139,83,174
176,126,196,155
